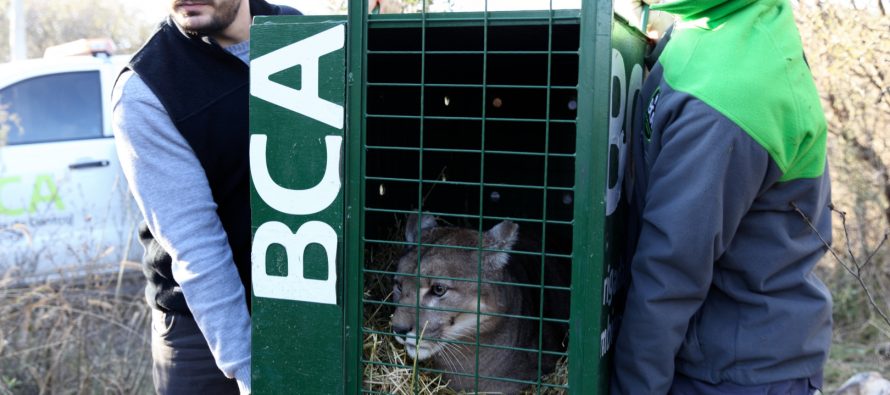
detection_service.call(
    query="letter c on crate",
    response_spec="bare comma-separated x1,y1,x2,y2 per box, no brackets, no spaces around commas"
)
249,134,342,215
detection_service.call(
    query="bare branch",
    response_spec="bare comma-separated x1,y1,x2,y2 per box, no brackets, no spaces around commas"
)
838,206,863,269
861,231,889,271
794,203,857,277
791,202,890,328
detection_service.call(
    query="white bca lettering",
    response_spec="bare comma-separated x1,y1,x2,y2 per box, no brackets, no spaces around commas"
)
250,134,342,215
251,24,345,129
252,221,337,304
606,49,626,216
606,49,642,216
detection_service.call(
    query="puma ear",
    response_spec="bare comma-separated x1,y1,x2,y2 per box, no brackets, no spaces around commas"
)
484,221,519,270
405,214,437,243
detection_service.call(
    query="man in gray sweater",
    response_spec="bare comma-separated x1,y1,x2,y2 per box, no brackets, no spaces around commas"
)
112,0,299,393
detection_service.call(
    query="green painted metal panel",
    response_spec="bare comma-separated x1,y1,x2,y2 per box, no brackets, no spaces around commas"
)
344,1,369,393
599,14,647,393
570,7,647,394
568,1,613,393
250,19,347,394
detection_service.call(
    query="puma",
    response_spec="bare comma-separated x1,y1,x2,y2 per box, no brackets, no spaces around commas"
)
390,215,569,394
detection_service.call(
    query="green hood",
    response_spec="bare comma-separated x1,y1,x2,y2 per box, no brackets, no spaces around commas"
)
650,0,827,181
652,0,758,26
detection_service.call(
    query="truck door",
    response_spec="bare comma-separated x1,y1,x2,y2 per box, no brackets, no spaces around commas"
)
0,69,133,279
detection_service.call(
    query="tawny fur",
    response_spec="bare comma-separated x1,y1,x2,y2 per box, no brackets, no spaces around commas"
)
391,215,568,394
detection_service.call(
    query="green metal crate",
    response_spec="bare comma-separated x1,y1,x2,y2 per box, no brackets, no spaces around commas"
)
249,1,647,393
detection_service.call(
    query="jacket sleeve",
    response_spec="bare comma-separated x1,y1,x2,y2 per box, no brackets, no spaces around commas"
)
611,94,769,394
112,71,252,391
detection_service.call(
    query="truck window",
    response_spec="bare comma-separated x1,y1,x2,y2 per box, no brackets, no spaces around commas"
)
0,71,103,145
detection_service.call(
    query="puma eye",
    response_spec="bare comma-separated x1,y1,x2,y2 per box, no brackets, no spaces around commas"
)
430,284,448,297
393,282,402,298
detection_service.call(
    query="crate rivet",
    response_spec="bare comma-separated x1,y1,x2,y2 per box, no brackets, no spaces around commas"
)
490,191,501,202
492,97,503,108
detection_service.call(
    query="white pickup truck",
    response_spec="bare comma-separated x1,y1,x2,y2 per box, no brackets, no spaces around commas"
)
0,51,142,282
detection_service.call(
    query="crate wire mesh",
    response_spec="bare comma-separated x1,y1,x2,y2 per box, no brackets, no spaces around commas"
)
354,1,586,393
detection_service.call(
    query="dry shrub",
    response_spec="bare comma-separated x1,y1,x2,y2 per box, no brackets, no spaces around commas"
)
796,1,890,390
0,270,151,395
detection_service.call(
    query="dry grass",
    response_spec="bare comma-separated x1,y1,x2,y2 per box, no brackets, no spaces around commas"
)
821,254,890,391
0,239,881,394
361,326,568,395
0,269,151,395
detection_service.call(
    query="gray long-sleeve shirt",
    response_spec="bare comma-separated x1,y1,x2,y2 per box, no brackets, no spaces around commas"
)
112,41,252,392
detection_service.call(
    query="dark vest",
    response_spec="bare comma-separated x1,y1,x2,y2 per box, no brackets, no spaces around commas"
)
124,0,300,314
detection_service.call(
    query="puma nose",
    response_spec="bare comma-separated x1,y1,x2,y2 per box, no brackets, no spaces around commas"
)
393,324,413,336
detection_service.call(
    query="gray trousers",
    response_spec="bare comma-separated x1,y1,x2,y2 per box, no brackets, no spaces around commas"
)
151,309,239,395
670,372,823,395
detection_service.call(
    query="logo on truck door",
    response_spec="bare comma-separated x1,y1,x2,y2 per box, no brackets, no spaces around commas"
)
0,174,65,216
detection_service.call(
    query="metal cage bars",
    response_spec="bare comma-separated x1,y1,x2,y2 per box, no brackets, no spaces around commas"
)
353,1,582,394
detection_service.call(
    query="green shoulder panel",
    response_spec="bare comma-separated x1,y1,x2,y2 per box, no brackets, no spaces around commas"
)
652,0,827,181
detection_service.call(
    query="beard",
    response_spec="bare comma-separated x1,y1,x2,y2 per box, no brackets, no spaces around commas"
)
173,0,242,37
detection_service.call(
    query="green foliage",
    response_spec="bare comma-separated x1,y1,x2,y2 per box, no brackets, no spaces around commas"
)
1,375,20,395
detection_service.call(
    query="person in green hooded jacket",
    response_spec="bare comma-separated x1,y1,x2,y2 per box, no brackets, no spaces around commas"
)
612,0,832,394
